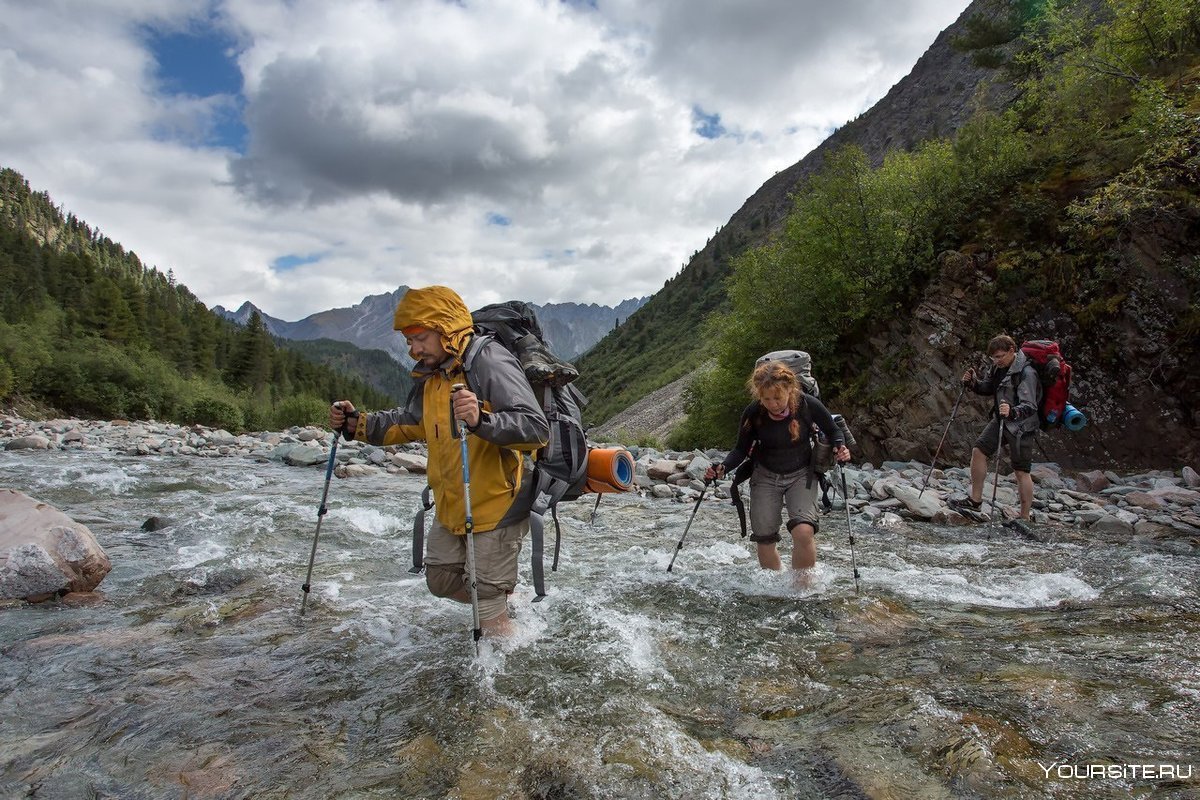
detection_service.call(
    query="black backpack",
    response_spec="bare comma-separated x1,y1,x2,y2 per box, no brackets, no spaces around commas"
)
409,301,592,600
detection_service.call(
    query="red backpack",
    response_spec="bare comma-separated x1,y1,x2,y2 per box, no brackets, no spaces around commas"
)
1018,340,1072,429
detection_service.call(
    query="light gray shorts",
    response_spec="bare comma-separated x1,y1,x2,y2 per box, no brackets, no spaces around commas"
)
748,466,820,544
424,517,529,621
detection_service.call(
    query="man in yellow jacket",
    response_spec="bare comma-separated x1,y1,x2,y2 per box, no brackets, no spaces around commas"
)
331,286,549,637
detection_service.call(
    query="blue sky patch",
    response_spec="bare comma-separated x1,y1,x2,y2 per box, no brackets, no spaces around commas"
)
692,106,726,139
487,212,512,227
144,23,247,150
146,25,242,98
273,253,324,272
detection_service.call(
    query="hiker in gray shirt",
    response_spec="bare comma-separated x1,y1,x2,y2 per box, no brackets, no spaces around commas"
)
950,334,1040,521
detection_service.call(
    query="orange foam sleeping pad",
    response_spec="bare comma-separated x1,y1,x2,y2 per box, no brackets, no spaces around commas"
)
584,447,635,493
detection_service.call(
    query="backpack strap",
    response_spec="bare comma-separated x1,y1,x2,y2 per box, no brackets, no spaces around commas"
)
460,331,492,378
408,484,434,575
798,397,818,490
528,467,572,601
728,452,755,538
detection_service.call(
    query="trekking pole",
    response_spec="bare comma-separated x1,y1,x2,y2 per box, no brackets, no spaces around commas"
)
667,477,712,572
300,426,341,616
453,384,483,653
988,406,1003,532
589,493,602,526
919,383,966,499
839,464,860,594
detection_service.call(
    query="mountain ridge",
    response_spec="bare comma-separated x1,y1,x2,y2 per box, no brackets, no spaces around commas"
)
214,291,649,364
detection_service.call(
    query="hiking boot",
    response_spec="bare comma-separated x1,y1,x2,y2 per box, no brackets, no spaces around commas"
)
948,497,983,513
514,333,579,386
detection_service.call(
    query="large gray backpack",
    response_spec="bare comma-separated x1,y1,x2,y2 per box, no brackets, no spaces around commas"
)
756,349,820,397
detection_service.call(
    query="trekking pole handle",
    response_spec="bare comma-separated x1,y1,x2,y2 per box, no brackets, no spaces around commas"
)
332,400,359,438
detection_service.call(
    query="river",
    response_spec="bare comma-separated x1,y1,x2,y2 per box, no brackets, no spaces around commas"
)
1,449,1197,799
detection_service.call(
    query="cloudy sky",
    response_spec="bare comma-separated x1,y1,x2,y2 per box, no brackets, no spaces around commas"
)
0,0,970,321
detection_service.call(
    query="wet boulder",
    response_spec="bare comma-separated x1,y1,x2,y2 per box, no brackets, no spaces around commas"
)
1075,470,1111,493
0,489,111,601
283,445,328,467
888,483,944,520
1183,465,1200,488
4,435,51,451
389,451,428,473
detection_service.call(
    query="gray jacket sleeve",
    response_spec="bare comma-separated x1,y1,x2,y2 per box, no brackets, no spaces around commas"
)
468,340,550,449
362,383,423,444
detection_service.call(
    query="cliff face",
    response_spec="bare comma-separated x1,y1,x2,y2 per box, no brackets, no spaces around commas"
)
598,241,1200,471
845,248,1200,472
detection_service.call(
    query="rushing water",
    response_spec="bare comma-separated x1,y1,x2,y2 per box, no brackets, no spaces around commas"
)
1,449,1197,800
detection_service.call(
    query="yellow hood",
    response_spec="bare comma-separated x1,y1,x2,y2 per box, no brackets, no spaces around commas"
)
393,285,474,359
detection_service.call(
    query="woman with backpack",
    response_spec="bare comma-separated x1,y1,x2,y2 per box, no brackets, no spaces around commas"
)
705,360,850,572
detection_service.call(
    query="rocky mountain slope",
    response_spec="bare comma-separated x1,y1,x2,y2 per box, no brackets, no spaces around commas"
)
577,0,1020,423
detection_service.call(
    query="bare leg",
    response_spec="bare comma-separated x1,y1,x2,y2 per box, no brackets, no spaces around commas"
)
757,543,783,570
1015,470,1034,520
969,447,988,504
481,611,514,637
790,524,817,569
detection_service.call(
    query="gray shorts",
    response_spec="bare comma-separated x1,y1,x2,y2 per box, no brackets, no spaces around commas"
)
748,466,820,544
974,418,1034,473
425,518,528,621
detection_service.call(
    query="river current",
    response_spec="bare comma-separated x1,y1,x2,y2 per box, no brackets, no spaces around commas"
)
1,449,1197,799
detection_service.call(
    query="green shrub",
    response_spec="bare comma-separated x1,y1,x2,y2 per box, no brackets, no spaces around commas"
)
272,395,331,430
186,396,245,430
0,357,13,398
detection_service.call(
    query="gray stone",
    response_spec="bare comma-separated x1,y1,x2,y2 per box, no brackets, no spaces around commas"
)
1149,487,1199,506
874,512,905,529
1075,470,1110,493
1089,515,1134,535
0,489,111,600
646,459,681,480
1182,466,1200,489
1124,492,1168,510
389,452,428,473
284,446,329,467
684,455,712,481
336,463,380,478
5,435,50,450
889,483,944,520
1115,508,1141,525
209,429,239,447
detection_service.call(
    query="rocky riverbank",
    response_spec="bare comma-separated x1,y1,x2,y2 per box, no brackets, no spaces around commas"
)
3,415,1199,544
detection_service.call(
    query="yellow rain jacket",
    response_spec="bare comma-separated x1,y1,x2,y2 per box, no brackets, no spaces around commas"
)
356,286,549,533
